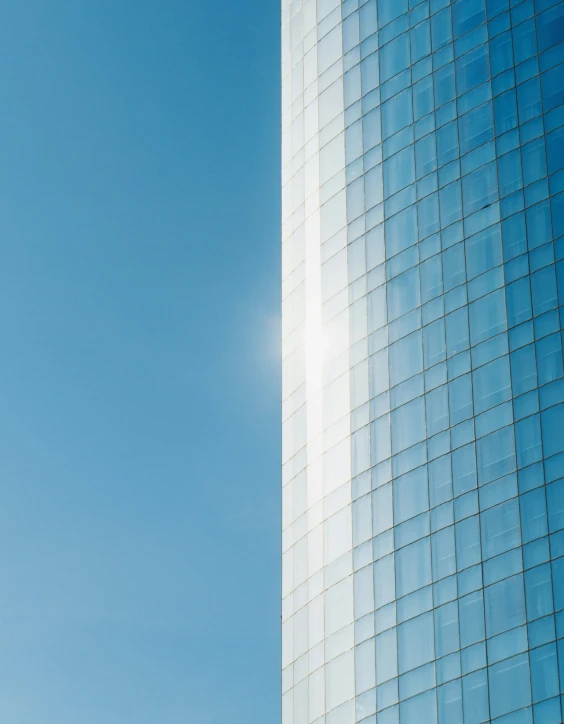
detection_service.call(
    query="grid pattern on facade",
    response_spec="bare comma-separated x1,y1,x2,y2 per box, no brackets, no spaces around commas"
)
281,0,564,723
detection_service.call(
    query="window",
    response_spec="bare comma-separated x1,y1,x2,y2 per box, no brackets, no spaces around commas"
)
453,443,477,495
452,0,486,36
488,653,531,718
372,483,393,536
522,138,547,186
398,611,435,673
392,396,426,453
477,425,516,485
490,30,513,76
369,348,389,398
459,589,486,646
374,553,396,609
537,3,564,51
414,75,434,120
506,277,532,327
396,537,432,597
363,107,382,151
387,266,421,320
432,527,457,582
525,564,554,621
494,90,518,136
542,63,564,111
531,266,558,316
485,574,526,637
515,414,543,468
424,318,447,368
361,51,379,95
393,465,429,524
437,118,459,165
497,150,522,197
526,200,552,250
386,206,417,258
380,34,410,82
465,224,502,279
513,19,537,64
390,331,423,387
470,288,507,344
371,414,391,466
541,403,564,458
553,557,564,612
426,385,449,437
376,626,398,683
473,355,511,414
342,12,359,54
440,180,463,227
429,452,454,506
463,161,498,214
326,651,355,711
547,478,564,534
438,680,463,724
546,126,564,176
411,19,431,63
317,26,343,74
530,643,560,704
368,285,387,332
378,0,407,26
443,243,467,291
520,488,548,544
355,638,376,694
385,146,415,197
459,102,494,154
449,373,474,424
456,515,481,570
400,689,437,724
365,163,384,210
511,344,537,396
481,498,521,559
446,307,470,356
432,8,453,50
462,669,489,724
416,134,438,179
552,191,564,239
502,211,527,260
382,87,413,139
518,77,542,122
456,44,490,95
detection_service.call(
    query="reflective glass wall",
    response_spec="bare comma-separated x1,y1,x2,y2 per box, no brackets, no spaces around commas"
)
281,1,564,723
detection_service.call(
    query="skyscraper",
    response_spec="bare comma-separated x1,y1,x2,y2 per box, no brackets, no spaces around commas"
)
281,1,564,723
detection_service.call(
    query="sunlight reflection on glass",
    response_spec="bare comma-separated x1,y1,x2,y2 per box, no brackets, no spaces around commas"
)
305,303,328,396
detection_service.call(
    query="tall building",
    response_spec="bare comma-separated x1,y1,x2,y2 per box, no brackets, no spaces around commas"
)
281,1,564,723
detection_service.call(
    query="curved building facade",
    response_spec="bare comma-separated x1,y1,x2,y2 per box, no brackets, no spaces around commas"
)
281,1,564,723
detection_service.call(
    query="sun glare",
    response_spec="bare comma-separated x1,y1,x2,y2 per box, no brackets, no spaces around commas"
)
304,310,328,394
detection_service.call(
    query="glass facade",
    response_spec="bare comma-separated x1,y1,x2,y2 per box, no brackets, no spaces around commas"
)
281,0,564,723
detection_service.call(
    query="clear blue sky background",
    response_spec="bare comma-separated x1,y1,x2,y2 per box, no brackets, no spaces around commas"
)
0,2,280,722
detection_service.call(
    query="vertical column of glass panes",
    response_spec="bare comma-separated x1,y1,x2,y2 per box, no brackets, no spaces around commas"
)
282,1,359,724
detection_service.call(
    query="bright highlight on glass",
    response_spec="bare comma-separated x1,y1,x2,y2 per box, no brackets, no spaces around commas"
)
305,304,329,393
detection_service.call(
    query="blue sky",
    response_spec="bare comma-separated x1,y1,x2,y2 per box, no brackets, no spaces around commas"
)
0,2,280,722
